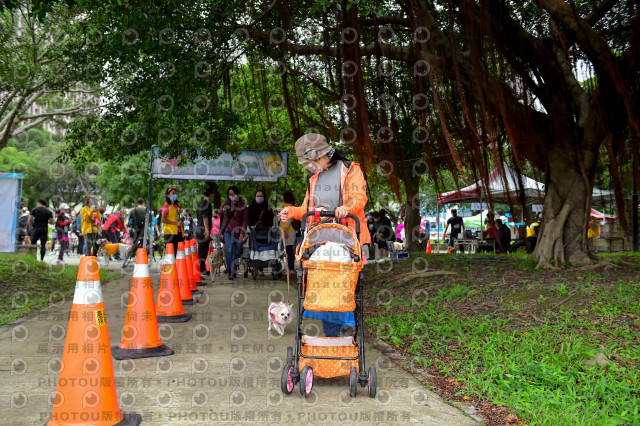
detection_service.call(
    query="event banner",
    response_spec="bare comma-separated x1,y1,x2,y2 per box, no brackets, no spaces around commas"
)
151,150,287,182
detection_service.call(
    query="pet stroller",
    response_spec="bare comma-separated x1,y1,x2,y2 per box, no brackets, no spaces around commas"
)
281,211,376,398
247,224,283,280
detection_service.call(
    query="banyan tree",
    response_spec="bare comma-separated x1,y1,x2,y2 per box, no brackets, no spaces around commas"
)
244,0,640,267
8,0,637,267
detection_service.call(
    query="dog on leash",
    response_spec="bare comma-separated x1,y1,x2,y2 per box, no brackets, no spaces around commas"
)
267,302,294,335
96,238,126,258
207,245,225,280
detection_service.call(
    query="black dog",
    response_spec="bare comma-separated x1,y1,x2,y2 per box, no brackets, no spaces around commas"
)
151,242,165,261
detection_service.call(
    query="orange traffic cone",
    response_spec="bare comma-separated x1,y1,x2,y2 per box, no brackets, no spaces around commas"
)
192,239,205,286
156,243,192,323
44,256,141,426
112,248,173,360
176,242,194,305
426,240,433,253
186,240,203,296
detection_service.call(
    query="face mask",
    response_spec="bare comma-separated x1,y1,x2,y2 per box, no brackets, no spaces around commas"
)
255,197,264,203
170,194,177,201
306,162,322,175
229,194,238,201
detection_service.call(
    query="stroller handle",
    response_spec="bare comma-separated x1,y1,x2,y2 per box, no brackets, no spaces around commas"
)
300,211,360,236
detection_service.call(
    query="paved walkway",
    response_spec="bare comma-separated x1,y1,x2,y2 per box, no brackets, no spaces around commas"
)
0,264,477,425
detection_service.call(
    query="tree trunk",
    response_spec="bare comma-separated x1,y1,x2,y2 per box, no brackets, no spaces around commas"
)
403,179,422,252
533,145,597,267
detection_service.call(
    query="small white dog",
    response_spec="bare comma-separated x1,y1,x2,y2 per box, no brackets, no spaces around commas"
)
267,302,294,335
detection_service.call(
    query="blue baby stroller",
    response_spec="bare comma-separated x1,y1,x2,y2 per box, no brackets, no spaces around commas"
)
248,225,283,280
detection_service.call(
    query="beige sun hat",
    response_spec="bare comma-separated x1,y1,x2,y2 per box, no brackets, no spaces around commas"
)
294,133,332,164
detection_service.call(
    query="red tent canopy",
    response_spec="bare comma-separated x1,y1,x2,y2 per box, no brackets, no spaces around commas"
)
590,208,617,222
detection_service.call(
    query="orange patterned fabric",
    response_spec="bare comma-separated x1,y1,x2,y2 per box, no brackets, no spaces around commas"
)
302,260,360,312
298,336,359,378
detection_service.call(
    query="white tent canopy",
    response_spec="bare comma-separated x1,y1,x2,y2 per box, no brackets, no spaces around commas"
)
438,165,615,207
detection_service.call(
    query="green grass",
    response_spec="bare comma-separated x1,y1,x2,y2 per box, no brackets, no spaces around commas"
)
365,252,640,425
0,254,117,326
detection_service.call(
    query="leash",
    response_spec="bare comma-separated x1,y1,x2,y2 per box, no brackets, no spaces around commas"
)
278,212,290,304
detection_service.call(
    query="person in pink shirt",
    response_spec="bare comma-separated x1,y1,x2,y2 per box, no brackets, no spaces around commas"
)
396,220,404,242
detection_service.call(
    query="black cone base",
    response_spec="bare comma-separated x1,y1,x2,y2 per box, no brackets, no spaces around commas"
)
117,413,143,426
182,298,194,305
111,344,174,360
157,313,192,323
196,280,207,286
191,289,203,295
45,413,142,426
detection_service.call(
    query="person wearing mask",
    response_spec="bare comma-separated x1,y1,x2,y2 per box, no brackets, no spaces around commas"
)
102,210,125,260
248,189,274,229
443,209,465,253
29,199,54,261
161,185,183,255
55,204,72,265
248,188,275,274
80,196,102,256
219,186,248,280
496,219,511,254
181,209,193,240
373,210,394,258
196,188,215,276
280,190,298,275
280,133,371,337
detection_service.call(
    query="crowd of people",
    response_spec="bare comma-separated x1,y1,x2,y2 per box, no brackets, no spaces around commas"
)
441,208,542,254
15,187,303,274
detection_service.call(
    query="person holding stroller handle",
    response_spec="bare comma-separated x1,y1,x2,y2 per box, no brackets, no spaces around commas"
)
279,133,371,337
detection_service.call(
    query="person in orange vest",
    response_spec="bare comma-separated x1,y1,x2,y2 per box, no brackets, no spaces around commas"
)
280,133,371,247
279,133,370,337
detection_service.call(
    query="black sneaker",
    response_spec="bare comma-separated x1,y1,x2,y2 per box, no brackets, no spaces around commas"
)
228,273,234,280
201,270,211,276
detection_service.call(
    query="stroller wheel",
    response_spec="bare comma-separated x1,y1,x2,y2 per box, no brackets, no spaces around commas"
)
367,366,377,398
281,364,295,395
299,366,313,397
286,346,293,364
349,366,357,398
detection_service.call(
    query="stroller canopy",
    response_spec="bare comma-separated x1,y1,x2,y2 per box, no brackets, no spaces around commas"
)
298,223,362,260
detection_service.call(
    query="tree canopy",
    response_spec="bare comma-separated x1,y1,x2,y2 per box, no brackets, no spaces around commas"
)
3,0,638,266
